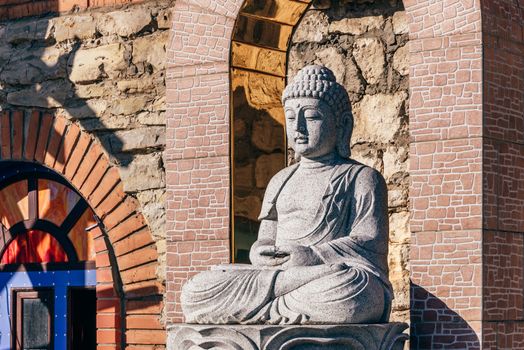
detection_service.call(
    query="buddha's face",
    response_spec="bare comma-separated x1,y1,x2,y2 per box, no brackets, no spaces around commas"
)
284,98,337,159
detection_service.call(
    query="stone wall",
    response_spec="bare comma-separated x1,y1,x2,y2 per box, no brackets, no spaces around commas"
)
288,0,410,324
0,0,171,296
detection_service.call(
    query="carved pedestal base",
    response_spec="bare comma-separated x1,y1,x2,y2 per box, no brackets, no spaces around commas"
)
167,323,408,350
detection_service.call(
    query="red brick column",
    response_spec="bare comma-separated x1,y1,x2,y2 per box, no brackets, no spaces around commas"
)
406,0,484,348
165,0,244,323
482,1,524,348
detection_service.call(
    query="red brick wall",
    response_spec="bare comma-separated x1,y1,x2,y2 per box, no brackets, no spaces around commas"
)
406,0,484,347
482,0,524,348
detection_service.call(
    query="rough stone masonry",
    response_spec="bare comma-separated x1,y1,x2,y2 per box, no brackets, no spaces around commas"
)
0,0,173,295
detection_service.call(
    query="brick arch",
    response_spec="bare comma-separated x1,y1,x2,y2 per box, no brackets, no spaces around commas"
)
0,109,165,349
166,0,488,347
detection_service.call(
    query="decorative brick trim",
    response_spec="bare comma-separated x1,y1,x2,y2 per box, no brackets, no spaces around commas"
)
0,109,165,349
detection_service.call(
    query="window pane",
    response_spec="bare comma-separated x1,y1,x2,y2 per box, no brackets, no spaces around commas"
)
233,15,293,51
240,0,309,26
0,180,28,229
69,288,96,350
68,208,96,262
22,298,51,349
231,69,287,262
1,230,68,264
38,179,80,227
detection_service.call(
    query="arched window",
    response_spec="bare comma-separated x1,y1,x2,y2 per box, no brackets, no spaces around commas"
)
0,161,96,266
0,161,98,349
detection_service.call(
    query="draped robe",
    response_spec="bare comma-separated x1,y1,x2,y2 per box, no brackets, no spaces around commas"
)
181,159,393,325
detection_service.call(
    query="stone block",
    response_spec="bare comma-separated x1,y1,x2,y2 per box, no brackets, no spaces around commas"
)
388,188,407,209
391,11,408,35
157,8,173,29
3,18,51,43
353,38,385,85
7,80,72,108
343,58,365,95
74,83,111,99
136,189,166,240
167,323,408,350
109,95,151,115
314,47,346,84
350,144,383,172
68,43,127,84
311,0,331,10
382,145,408,180
329,15,384,35
292,11,328,43
389,211,410,244
110,127,165,152
234,162,254,189
352,92,407,144
234,195,262,222
151,96,165,112
65,99,109,120
137,111,166,126
97,7,152,37
119,153,165,192
116,77,156,93
132,31,169,72
1,47,66,85
392,44,408,76
52,15,97,42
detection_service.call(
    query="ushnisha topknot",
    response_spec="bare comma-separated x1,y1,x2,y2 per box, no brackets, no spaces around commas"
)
282,65,352,119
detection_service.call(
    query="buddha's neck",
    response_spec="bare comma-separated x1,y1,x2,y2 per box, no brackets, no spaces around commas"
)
299,153,338,170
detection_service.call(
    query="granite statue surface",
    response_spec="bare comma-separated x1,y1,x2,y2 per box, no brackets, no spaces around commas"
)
180,65,393,325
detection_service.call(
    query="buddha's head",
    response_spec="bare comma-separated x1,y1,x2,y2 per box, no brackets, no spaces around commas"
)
282,65,353,160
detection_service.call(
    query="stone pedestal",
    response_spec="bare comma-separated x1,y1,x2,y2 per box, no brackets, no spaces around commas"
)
168,323,408,350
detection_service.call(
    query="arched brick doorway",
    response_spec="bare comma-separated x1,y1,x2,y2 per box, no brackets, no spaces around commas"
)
167,0,491,348
0,109,165,348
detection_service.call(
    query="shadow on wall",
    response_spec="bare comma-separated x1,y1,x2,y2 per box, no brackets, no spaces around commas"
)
0,16,127,164
411,282,480,349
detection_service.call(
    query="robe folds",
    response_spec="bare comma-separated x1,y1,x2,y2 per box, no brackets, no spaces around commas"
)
181,160,393,325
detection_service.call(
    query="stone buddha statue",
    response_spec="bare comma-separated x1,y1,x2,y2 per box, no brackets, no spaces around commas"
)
181,65,392,325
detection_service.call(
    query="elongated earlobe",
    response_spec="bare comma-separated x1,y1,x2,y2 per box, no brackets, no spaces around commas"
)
337,112,353,158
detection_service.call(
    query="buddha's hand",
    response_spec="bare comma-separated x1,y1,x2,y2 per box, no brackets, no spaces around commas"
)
251,244,291,267
278,244,323,268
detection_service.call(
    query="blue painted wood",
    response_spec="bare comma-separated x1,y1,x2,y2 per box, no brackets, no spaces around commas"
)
0,269,96,350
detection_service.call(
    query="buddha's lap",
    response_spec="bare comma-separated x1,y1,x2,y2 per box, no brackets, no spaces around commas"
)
183,265,386,311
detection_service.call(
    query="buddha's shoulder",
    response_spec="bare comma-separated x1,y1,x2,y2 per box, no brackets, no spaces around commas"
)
342,159,386,189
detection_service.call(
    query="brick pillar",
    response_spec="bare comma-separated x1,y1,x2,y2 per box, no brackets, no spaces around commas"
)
407,0,484,348
482,0,524,348
165,0,244,323
410,0,524,348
